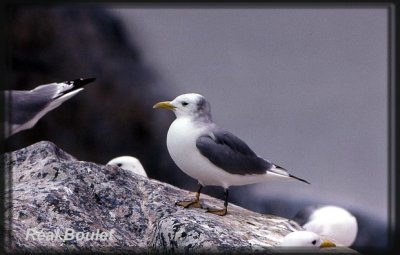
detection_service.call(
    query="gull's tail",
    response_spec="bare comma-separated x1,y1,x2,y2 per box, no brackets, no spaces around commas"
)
267,164,310,184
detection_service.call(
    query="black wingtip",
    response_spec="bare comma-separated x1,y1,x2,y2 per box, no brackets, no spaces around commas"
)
289,174,311,184
54,78,96,99
274,164,287,171
65,77,96,88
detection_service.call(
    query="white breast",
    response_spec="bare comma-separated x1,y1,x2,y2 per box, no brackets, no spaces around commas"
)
166,117,274,188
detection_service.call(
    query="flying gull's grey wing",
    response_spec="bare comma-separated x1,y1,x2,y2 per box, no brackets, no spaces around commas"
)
196,129,273,175
8,78,95,125
7,85,58,125
3,78,95,138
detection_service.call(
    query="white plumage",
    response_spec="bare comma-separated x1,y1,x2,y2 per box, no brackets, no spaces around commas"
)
107,156,147,178
299,205,358,247
154,93,309,216
166,113,292,188
279,231,336,248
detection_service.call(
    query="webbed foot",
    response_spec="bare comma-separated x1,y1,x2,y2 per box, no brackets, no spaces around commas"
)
175,200,202,208
206,207,227,216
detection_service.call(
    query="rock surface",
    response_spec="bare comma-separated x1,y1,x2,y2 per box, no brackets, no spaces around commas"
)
2,141,359,253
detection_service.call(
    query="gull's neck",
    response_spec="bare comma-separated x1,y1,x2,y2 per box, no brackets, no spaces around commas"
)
173,114,214,131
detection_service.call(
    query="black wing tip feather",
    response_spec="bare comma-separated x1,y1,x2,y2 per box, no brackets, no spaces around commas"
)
65,77,96,88
274,163,287,171
289,174,311,184
54,77,96,99
275,163,310,184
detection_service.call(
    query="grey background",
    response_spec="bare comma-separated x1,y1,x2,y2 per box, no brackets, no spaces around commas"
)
109,7,388,223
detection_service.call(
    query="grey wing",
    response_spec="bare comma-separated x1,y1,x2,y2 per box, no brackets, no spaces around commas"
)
3,78,95,136
7,84,58,125
196,129,273,175
7,78,95,125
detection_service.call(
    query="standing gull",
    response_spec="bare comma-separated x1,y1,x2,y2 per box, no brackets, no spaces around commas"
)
153,93,309,216
3,78,95,138
107,156,148,177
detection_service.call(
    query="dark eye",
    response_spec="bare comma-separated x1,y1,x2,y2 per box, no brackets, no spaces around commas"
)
312,240,317,245
117,163,122,167
181,101,188,106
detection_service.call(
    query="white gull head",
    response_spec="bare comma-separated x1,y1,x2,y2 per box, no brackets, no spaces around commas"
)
155,93,211,120
279,231,336,248
107,156,147,177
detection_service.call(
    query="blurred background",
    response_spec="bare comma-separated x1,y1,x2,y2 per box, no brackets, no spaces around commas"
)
3,4,389,252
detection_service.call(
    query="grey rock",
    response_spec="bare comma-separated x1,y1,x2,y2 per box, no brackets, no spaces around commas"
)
2,141,359,253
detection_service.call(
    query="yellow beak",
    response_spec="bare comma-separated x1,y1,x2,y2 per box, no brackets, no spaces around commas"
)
153,101,176,110
320,239,336,248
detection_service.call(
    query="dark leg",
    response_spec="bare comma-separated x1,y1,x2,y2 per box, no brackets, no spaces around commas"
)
206,189,228,216
175,184,203,208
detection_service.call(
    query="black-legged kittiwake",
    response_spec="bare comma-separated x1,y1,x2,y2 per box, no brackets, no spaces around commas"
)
279,230,336,248
107,156,147,177
293,205,358,247
3,77,96,138
153,93,309,216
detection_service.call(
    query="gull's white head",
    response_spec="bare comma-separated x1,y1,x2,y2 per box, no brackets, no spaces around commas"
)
279,231,336,248
153,93,211,120
107,156,147,177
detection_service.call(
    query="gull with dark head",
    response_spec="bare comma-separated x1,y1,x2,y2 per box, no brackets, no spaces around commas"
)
153,93,309,216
